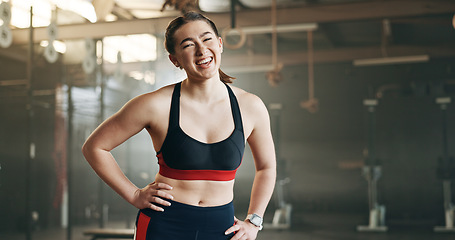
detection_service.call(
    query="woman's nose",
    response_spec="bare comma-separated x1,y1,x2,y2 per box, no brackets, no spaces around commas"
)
196,44,207,56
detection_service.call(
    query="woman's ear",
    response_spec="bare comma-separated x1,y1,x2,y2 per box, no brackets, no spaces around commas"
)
169,54,180,68
218,37,223,53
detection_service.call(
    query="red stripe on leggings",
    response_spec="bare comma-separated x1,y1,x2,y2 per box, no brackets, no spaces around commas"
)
135,212,151,240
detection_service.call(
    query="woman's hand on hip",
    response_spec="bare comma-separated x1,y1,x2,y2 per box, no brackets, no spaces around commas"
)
225,216,259,240
132,182,174,211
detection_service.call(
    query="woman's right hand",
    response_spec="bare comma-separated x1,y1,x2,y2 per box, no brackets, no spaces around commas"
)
132,182,174,211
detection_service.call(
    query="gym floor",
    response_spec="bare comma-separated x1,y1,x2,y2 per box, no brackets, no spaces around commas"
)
2,212,455,240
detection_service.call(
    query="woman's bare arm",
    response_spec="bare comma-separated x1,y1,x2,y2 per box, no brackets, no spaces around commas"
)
226,93,277,239
82,91,174,211
245,94,277,217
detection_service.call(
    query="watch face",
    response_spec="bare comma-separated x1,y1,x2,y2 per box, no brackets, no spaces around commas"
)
249,214,263,226
251,215,261,225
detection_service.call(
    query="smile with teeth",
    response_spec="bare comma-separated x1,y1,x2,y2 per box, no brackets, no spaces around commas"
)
196,57,213,65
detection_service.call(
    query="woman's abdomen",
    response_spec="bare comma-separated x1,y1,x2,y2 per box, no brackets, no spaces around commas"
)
154,173,234,207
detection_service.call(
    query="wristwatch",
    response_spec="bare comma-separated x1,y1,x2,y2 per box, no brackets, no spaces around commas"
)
246,213,263,230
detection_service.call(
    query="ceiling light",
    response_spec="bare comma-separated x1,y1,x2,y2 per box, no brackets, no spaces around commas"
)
104,13,117,22
51,0,97,23
9,0,96,28
10,0,52,28
353,55,429,66
40,40,66,53
103,34,157,64
198,0,230,12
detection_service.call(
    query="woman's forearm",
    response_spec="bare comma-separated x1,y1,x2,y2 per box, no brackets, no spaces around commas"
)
247,167,276,217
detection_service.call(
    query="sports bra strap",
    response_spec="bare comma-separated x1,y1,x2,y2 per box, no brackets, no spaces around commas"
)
168,82,181,129
225,83,243,132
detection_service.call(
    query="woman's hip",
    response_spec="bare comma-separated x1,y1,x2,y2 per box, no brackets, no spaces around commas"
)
134,199,235,240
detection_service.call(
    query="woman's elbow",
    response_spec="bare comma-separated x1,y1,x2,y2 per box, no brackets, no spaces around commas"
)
81,140,92,160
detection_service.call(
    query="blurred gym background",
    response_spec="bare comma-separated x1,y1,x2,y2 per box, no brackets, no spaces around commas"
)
0,0,455,239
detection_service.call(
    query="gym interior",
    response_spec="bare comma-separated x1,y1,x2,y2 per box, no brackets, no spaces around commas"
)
1,0,455,239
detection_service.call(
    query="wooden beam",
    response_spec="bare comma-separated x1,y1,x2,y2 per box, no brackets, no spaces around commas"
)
221,44,455,67
11,0,455,44
100,44,455,74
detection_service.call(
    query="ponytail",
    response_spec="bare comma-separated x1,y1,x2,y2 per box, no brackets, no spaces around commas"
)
219,69,235,83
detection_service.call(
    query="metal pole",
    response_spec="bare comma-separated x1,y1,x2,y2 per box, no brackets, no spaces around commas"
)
434,97,454,232
97,39,106,228
368,105,376,166
358,99,386,232
66,68,74,240
25,6,34,240
230,0,236,28
441,103,448,160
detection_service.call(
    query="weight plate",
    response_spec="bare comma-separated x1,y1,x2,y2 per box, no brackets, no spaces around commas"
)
47,22,58,41
44,43,59,63
0,2,11,25
0,25,12,48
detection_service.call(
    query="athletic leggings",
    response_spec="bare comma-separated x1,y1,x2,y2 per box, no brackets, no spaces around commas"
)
134,199,235,240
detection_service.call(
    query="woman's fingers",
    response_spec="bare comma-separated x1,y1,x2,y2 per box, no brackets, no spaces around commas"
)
143,182,174,211
153,182,173,190
150,187,174,200
149,202,165,212
224,225,238,235
225,218,259,240
150,195,172,206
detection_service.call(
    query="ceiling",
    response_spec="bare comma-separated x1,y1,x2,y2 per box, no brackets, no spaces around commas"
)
1,0,455,71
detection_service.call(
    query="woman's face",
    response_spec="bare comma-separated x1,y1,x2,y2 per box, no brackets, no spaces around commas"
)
169,20,223,81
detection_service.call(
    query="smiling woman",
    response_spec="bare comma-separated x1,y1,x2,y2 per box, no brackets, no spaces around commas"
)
164,12,235,84
82,11,276,240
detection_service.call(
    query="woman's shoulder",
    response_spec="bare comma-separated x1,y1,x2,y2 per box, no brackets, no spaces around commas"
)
230,85,265,108
232,87,269,123
122,83,177,114
134,83,176,103
229,84,270,135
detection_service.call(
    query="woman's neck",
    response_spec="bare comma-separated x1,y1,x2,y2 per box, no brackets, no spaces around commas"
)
181,77,226,103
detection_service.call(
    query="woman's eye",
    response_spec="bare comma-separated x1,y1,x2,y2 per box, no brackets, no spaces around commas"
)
183,43,194,49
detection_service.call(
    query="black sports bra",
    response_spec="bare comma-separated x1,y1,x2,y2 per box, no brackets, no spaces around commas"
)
156,82,245,181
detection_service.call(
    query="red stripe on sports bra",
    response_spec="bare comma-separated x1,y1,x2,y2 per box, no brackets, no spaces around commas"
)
157,153,237,181
135,212,151,240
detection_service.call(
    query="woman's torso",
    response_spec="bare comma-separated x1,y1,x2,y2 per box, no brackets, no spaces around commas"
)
145,81,252,207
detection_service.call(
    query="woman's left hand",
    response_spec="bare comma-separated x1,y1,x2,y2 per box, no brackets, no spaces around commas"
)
225,216,260,240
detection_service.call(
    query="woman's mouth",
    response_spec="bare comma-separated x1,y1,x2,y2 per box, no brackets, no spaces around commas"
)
196,57,213,66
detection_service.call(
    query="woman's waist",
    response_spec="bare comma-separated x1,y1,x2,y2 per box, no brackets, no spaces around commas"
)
139,198,235,231
154,173,234,207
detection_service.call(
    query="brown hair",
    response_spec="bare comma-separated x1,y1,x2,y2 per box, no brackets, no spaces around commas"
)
165,12,235,83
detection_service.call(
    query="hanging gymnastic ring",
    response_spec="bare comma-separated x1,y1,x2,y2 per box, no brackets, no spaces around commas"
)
222,27,246,50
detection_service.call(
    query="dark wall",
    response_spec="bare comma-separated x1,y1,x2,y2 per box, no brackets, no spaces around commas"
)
232,59,455,224
0,59,62,231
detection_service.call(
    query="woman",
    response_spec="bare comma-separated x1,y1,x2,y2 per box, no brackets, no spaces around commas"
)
82,12,276,240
